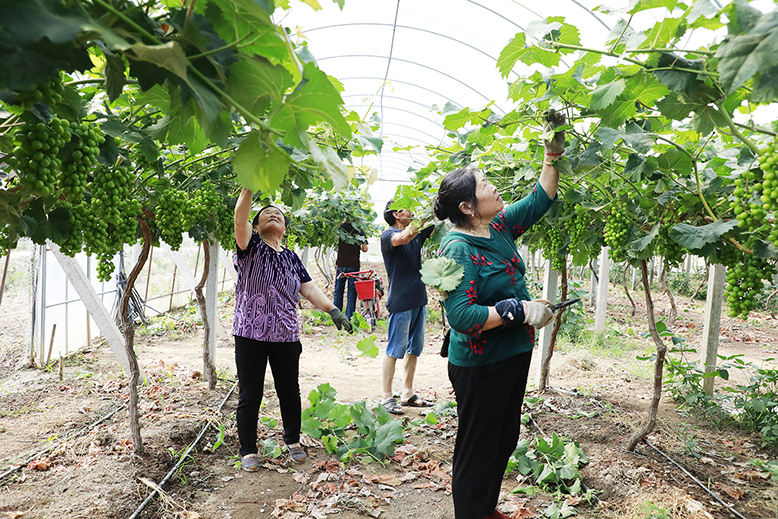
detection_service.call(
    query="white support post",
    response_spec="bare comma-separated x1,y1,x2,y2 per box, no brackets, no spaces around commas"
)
536,259,558,384
205,241,219,379
48,241,134,376
301,246,309,271
702,263,726,395
594,247,610,334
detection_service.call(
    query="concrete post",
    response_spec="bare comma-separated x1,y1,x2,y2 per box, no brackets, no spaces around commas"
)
536,259,558,383
702,263,726,395
594,247,610,333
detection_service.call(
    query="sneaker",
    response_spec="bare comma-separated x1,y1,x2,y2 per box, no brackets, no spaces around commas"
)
287,443,307,463
241,453,260,472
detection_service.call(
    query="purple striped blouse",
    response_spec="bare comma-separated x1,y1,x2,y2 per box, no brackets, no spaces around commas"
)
232,233,312,342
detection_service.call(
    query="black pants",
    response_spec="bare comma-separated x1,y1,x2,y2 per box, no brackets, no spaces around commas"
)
448,350,533,519
235,336,302,456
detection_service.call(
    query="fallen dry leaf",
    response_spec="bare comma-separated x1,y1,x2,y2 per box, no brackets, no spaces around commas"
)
26,457,51,471
714,482,744,500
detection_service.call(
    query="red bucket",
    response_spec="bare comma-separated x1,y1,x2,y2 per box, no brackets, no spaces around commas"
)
354,279,375,300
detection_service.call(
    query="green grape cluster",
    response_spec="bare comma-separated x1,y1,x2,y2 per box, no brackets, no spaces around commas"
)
96,252,116,282
59,123,104,200
657,222,685,269
190,181,227,238
110,199,141,246
11,115,71,196
56,201,87,256
544,225,566,270
15,76,65,109
730,169,766,234
82,208,109,257
725,253,776,319
756,138,778,246
568,207,589,254
156,189,190,250
604,202,630,263
90,165,133,222
214,203,234,248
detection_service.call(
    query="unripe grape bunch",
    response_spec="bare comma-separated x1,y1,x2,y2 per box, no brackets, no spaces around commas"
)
604,201,630,263
156,189,191,251
756,137,778,247
11,115,71,196
59,123,105,200
15,76,65,110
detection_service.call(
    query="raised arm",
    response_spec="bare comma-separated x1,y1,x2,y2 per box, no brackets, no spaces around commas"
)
234,188,253,251
538,108,566,200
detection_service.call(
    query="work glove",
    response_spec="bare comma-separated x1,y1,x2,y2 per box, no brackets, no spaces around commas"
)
543,108,566,155
329,308,353,333
523,301,555,329
494,298,526,329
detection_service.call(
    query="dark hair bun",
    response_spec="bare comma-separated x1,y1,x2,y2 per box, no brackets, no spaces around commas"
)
433,197,449,221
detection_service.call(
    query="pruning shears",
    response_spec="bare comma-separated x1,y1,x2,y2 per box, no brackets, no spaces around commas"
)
545,298,582,312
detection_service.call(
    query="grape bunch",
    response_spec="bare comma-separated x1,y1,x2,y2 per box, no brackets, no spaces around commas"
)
111,199,141,246
15,76,65,109
156,189,191,250
725,253,776,319
55,201,87,256
0,224,19,255
191,181,235,246
657,222,685,269
543,224,566,270
11,115,71,196
604,202,630,263
96,252,116,282
89,165,134,222
730,169,766,234
59,123,104,200
756,138,778,246
567,206,590,256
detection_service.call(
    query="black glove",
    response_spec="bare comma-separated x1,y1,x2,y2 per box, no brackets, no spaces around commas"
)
329,308,353,333
494,298,526,328
543,108,566,155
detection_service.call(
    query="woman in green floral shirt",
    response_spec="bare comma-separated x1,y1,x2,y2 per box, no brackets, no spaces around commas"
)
433,110,565,519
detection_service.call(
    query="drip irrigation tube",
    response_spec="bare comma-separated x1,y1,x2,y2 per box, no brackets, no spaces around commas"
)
644,439,748,519
128,381,238,519
0,405,126,483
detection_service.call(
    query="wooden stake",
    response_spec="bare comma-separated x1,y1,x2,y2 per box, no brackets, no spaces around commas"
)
59,355,63,381
46,323,57,367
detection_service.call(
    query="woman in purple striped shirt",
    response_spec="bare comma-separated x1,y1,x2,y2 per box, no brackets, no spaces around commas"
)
233,187,351,471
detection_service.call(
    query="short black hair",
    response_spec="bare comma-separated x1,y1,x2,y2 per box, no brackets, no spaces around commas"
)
383,200,396,226
252,205,289,227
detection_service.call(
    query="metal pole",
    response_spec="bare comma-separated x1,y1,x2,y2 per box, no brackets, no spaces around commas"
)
169,265,177,312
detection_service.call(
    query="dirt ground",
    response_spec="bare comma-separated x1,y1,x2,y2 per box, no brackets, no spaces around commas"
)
1,260,778,519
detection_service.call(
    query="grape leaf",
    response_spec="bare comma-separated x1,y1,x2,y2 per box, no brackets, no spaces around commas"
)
421,257,464,293
356,335,378,358
228,55,294,118
129,42,189,81
715,11,778,95
306,139,349,190
270,62,350,149
589,80,625,110
670,220,738,251
233,131,290,193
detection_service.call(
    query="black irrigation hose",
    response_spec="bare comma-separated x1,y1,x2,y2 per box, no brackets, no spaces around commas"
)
643,439,748,519
0,405,126,483
128,381,238,519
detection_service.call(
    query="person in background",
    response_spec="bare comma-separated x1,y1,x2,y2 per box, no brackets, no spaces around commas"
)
233,188,352,471
433,109,566,519
333,219,368,320
379,202,435,415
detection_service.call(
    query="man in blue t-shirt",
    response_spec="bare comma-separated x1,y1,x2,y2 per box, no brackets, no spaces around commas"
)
379,201,435,415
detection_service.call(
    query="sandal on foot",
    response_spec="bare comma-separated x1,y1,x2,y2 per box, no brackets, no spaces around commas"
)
401,394,433,407
241,453,260,472
287,444,307,463
382,398,404,415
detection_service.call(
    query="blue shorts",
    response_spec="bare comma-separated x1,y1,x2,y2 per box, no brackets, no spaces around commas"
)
386,306,427,358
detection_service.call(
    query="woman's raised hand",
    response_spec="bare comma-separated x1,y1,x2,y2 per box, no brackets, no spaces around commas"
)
542,108,566,155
